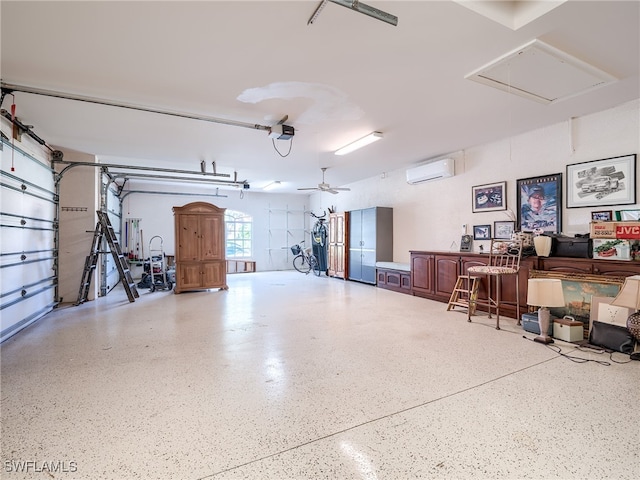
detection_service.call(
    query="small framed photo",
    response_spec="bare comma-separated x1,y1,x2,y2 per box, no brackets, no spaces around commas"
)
473,224,491,240
493,220,515,239
472,181,507,213
591,210,613,222
615,209,640,221
517,173,562,234
566,154,636,208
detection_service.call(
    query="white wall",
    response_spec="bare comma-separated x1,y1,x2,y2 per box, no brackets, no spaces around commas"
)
62,98,639,282
309,99,640,264
121,186,311,272
56,148,99,303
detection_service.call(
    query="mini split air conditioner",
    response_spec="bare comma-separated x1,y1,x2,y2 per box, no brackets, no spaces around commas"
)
406,158,455,184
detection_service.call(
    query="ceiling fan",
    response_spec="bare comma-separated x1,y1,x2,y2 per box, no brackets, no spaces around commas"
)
298,167,351,195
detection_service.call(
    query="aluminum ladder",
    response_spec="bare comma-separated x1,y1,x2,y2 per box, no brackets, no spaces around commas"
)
76,211,139,304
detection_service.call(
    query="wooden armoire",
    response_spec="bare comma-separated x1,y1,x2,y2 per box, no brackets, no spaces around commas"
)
173,202,227,293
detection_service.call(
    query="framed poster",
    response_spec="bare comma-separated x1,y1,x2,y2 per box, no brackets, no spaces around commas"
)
517,173,562,234
473,224,491,240
493,220,515,239
472,181,507,213
566,154,636,208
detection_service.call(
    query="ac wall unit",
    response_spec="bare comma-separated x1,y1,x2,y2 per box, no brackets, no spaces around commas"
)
406,158,454,184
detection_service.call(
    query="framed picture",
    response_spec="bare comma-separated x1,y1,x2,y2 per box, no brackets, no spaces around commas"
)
493,220,515,239
591,210,613,222
589,296,633,332
472,181,507,213
473,224,491,240
615,209,640,221
517,173,562,234
529,271,626,338
566,154,636,208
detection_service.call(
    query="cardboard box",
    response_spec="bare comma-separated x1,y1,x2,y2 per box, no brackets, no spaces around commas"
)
615,222,640,239
590,222,617,239
590,221,640,240
522,312,553,335
553,318,584,342
592,239,639,261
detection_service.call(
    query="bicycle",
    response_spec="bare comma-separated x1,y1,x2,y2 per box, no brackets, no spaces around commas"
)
311,210,328,247
290,240,321,275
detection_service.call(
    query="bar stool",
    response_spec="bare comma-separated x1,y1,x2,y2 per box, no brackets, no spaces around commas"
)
466,239,523,329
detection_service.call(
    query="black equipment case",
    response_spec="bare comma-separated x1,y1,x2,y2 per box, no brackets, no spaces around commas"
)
552,236,592,258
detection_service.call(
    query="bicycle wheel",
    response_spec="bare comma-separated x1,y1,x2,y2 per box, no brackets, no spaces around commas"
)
309,254,321,276
293,254,311,274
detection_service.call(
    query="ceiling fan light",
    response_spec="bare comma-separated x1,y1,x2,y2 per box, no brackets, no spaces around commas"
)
334,132,383,155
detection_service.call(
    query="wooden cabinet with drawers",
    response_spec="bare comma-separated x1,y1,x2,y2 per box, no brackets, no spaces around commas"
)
173,202,227,293
539,256,640,277
408,251,619,319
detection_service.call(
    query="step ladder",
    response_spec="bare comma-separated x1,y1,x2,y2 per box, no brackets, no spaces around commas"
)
447,275,479,315
76,211,139,305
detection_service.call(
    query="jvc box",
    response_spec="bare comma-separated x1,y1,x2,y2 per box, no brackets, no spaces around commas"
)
590,221,640,239
522,312,553,335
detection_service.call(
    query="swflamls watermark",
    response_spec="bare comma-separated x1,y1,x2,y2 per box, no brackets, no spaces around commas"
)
4,460,78,473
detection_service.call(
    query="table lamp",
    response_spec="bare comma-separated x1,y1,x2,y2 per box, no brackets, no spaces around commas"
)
527,278,565,344
610,275,640,361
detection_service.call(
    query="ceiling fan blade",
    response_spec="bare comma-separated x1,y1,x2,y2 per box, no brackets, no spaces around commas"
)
326,189,339,194
332,187,351,191
297,187,320,191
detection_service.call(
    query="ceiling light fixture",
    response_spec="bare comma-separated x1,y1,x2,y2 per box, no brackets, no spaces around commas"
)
334,132,383,156
263,181,282,191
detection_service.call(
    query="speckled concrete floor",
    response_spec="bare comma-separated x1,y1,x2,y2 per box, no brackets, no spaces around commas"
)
1,271,638,480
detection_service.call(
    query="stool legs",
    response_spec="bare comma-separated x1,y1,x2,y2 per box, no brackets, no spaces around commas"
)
495,274,501,330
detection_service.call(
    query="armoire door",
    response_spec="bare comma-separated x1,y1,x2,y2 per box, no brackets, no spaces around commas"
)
200,215,224,260
328,212,347,279
177,214,200,261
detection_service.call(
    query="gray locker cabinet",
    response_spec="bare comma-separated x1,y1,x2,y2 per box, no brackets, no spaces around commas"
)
348,207,393,284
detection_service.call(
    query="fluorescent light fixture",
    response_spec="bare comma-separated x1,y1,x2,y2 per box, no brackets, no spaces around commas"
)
334,132,383,156
263,181,282,191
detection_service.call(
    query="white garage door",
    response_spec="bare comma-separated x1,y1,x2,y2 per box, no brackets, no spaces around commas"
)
1,132,57,342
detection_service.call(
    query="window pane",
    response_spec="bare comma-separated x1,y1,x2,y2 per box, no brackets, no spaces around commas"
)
225,210,252,258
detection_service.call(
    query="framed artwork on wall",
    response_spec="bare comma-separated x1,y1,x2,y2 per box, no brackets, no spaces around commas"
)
566,154,636,208
516,173,562,234
493,220,515,239
615,209,640,221
591,210,613,222
472,181,507,213
473,224,491,240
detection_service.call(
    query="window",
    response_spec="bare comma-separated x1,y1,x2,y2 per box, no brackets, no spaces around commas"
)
225,210,252,258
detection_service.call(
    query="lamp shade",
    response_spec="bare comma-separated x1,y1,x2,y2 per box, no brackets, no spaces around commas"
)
527,278,565,307
610,275,640,309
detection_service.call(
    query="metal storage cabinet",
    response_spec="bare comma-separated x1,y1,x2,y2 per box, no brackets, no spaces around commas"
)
348,207,393,284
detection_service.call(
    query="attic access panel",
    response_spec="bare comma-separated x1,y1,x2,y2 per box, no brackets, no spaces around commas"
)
465,39,617,104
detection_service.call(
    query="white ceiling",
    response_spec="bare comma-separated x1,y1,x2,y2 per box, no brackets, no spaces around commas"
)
1,1,638,193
